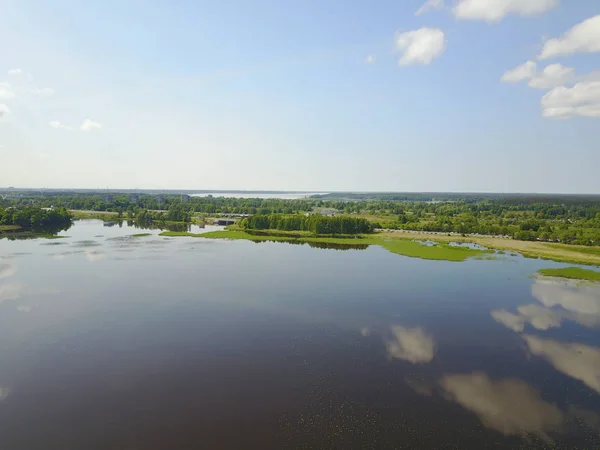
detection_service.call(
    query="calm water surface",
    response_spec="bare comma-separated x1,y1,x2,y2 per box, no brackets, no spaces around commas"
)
1,220,600,449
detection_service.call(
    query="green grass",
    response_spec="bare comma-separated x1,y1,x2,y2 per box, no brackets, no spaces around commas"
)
537,267,600,282
131,233,151,237
165,230,490,262
0,225,22,232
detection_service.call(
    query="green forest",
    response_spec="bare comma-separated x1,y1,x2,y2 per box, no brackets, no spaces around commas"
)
0,206,72,231
2,191,600,245
241,214,373,235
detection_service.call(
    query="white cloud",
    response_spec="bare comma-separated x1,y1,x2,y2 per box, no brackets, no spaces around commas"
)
80,119,102,131
8,68,22,76
385,325,436,363
17,305,32,313
0,104,11,119
539,15,600,60
440,372,564,438
491,309,525,332
528,64,575,89
491,304,562,332
0,261,17,279
524,335,600,394
0,283,22,303
0,82,15,100
49,121,73,130
532,277,600,326
84,250,105,262
541,81,600,119
501,61,537,83
366,54,376,64
416,0,445,16
453,0,558,22
29,87,54,95
395,28,447,66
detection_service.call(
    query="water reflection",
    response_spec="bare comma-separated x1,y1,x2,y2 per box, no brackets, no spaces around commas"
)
439,372,564,439
492,277,600,332
524,335,600,394
491,305,562,332
384,326,436,363
0,260,17,279
532,277,600,328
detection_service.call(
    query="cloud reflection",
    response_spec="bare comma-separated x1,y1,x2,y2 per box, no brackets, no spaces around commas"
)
0,387,10,401
0,261,17,279
440,372,564,439
532,278,600,328
492,277,600,332
84,250,105,262
0,283,22,303
385,325,435,363
523,334,600,394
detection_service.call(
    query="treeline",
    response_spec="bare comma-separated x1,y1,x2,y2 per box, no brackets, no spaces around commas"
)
3,192,600,246
133,205,192,225
241,215,373,235
0,206,72,230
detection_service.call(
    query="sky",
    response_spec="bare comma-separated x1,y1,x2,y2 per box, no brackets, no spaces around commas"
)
0,0,599,193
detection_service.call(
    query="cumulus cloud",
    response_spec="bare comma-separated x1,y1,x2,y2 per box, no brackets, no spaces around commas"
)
528,64,575,89
366,54,376,64
453,0,557,22
415,0,445,16
8,68,22,76
491,309,525,332
0,261,17,279
532,278,600,327
80,119,102,131
541,81,600,119
0,82,15,100
539,15,600,60
491,305,562,332
29,87,54,95
84,250,105,262
0,104,11,119
395,28,446,66
49,121,73,131
501,61,537,83
440,372,564,438
385,325,436,363
0,284,22,303
524,335,600,394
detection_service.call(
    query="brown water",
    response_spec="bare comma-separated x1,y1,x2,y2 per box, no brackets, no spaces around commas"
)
1,220,600,449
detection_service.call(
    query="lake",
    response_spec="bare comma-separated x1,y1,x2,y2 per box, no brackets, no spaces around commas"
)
1,220,600,449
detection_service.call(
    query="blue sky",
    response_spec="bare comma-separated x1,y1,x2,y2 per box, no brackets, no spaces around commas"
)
0,0,599,192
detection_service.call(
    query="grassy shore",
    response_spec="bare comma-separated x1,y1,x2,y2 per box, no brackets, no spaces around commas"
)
131,233,151,237
375,231,600,266
537,267,600,282
159,228,600,266
0,225,22,232
161,229,491,262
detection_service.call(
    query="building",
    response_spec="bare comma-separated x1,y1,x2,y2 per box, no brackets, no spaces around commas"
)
181,194,190,203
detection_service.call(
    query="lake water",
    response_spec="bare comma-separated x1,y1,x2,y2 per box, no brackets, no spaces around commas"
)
1,220,600,449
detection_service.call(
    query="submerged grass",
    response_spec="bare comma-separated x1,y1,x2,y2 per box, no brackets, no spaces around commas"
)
131,233,151,237
0,225,22,232
537,267,600,282
167,230,490,262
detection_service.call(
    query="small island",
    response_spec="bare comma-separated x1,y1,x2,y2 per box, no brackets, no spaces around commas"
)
537,267,600,282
